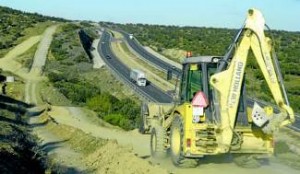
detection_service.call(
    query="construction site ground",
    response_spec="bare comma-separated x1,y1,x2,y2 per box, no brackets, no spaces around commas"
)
1,25,300,173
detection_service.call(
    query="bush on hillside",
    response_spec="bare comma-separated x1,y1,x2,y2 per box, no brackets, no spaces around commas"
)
87,94,140,130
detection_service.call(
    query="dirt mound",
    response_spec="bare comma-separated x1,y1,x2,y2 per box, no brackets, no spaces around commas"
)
38,111,167,173
85,140,168,174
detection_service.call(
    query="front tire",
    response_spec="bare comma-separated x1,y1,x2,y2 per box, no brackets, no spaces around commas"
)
139,103,149,134
150,126,167,158
170,115,198,168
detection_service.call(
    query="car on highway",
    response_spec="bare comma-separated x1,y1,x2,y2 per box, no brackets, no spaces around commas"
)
106,55,111,59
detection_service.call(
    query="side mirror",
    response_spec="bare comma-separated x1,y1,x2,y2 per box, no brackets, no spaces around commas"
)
167,70,172,81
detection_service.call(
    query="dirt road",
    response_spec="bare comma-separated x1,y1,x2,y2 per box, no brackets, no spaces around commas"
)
50,106,150,156
0,36,41,77
30,25,58,76
48,106,300,174
23,25,88,171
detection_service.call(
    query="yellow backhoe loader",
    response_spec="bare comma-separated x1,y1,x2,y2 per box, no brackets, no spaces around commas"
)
140,9,295,167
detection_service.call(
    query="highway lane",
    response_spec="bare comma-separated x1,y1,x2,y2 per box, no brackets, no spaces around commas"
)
120,31,182,77
121,29,300,131
98,31,173,103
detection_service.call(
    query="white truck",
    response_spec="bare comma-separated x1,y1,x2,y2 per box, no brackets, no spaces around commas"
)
130,69,147,86
129,34,134,39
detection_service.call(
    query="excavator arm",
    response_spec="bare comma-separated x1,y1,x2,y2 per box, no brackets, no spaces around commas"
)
210,9,295,152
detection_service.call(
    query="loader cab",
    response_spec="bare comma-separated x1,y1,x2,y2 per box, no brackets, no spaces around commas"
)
180,56,220,104
179,56,247,125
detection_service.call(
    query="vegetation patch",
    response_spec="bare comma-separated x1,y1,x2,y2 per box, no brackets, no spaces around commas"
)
15,42,39,70
0,6,65,57
39,81,72,106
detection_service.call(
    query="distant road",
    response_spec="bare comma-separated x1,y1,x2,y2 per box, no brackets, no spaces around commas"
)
120,31,182,77
98,31,172,103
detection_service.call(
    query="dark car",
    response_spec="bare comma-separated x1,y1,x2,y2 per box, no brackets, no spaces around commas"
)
106,55,111,59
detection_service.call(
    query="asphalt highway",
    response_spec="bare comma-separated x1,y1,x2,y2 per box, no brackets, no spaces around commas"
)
121,31,181,77
98,31,173,103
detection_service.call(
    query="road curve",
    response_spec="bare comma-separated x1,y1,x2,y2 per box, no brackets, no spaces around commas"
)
98,31,172,103
120,31,182,76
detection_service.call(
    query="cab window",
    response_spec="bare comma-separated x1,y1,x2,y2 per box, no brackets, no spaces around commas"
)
180,64,203,102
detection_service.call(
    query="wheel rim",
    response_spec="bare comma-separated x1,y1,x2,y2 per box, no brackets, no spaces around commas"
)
171,126,181,155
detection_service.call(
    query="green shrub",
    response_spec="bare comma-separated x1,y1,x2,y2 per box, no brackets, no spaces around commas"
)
53,81,101,104
87,95,140,130
87,93,117,114
104,114,132,130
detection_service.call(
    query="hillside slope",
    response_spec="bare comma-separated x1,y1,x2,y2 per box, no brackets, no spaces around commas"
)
0,6,65,57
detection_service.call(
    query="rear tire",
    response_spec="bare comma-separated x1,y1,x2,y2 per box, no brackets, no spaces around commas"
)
150,126,167,158
170,115,198,168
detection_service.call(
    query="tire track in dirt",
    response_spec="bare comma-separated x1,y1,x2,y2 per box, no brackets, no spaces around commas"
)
30,25,57,76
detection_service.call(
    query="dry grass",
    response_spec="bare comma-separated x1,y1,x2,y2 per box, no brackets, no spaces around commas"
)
39,81,72,106
161,48,186,62
17,21,56,44
81,67,139,101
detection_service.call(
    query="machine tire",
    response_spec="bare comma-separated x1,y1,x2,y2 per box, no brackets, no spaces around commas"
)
139,103,149,134
150,126,167,159
170,115,198,168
